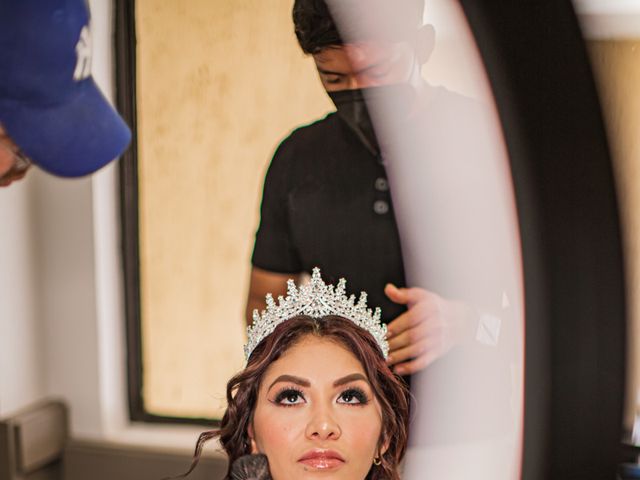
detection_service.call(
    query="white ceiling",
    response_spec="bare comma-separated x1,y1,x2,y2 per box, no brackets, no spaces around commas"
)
573,0,640,14
425,0,640,39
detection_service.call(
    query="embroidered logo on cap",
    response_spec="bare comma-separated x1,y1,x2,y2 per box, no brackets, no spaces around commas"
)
73,25,92,81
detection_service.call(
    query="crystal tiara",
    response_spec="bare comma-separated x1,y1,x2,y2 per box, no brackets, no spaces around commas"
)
244,267,389,360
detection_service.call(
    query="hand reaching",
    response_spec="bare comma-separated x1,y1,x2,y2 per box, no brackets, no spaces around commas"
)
384,284,475,375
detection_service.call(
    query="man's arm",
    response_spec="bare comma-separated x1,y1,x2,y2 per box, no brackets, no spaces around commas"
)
245,267,302,326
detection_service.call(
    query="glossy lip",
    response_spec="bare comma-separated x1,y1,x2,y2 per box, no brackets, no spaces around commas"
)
298,449,346,470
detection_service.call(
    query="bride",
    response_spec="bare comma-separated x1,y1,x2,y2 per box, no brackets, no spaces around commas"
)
182,268,409,480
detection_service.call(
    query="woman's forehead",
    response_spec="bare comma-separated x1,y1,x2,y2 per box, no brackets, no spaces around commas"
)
261,335,367,387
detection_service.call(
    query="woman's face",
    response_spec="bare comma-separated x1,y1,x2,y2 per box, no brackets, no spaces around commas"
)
250,335,384,480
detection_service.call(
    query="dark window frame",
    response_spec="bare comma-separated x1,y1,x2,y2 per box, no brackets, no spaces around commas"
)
115,0,217,427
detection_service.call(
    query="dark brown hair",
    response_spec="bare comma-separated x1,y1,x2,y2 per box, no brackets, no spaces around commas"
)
180,315,409,480
293,0,426,54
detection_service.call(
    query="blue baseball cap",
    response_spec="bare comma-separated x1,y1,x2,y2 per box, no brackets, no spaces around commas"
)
0,0,131,177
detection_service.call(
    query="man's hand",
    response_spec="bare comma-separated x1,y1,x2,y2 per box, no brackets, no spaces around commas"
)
384,284,475,375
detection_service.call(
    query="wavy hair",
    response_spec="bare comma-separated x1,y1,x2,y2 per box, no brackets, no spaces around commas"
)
178,315,409,480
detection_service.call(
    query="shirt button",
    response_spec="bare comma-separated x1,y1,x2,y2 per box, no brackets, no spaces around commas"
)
373,200,389,215
375,177,389,192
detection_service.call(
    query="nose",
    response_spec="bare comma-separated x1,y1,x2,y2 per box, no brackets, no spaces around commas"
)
346,76,360,90
344,44,379,90
305,406,341,441
345,74,378,90
346,75,369,90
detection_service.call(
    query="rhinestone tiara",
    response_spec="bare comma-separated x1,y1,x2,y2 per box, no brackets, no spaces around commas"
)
245,267,388,360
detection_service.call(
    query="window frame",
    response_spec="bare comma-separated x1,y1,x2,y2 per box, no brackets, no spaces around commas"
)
115,0,217,427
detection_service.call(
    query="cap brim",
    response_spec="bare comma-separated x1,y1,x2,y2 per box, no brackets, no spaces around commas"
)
0,79,131,177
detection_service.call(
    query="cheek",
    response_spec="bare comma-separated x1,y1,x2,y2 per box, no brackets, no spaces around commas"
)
251,405,303,457
342,411,383,455
330,408,384,480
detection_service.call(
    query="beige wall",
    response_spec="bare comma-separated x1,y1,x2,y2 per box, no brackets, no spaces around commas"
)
136,0,332,418
589,40,640,431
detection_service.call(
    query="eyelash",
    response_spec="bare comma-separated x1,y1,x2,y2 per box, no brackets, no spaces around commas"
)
272,386,370,407
338,387,369,405
273,387,305,407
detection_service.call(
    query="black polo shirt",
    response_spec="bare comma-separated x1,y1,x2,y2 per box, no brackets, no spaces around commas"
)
251,111,406,324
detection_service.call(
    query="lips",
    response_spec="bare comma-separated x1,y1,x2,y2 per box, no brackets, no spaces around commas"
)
298,449,346,470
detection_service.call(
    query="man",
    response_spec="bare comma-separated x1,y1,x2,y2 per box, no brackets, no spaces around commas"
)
245,0,492,378
0,0,131,187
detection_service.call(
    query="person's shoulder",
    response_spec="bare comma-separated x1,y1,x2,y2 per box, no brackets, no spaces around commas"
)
267,112,338,175
277,112,339,152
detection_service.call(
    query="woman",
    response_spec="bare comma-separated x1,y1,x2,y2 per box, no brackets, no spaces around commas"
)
183,268,409,480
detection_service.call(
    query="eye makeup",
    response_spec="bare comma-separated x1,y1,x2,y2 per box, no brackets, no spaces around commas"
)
337,386,370,405
269,384,371,407
272,387,306,407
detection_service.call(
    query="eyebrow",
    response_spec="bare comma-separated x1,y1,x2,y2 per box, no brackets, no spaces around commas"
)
317,61,387,78
317,67,347,77
267,373,369,391
333,373,369,387
268,375,311,391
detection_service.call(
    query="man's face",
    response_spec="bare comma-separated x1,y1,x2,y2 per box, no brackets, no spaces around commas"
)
312,41,418,93
0,126,31,187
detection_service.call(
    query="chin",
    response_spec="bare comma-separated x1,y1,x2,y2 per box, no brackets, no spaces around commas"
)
272,464,352,480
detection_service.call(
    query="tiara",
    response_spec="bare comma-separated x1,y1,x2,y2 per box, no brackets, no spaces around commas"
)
245,267,388,360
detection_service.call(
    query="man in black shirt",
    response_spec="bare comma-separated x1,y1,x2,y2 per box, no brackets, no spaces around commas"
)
247,0,478,377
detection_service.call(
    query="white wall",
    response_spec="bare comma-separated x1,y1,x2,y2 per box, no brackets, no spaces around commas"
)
0,175,44,416
34,172,103,437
